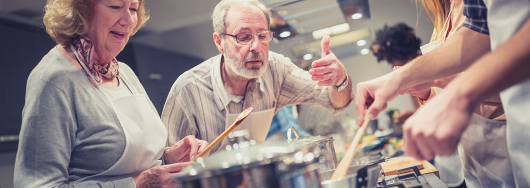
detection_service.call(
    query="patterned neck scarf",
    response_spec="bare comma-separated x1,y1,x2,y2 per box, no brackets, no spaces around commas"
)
72,37,119,87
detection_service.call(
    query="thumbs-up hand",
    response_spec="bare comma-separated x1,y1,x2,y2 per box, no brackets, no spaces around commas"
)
309,35,347,86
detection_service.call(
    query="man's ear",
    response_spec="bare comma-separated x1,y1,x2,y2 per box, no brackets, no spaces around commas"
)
213,33,224,54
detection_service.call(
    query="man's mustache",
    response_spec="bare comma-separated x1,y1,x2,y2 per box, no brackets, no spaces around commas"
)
244,52,265,63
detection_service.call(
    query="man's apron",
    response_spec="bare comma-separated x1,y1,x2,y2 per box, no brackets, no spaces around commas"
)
216,107,275,152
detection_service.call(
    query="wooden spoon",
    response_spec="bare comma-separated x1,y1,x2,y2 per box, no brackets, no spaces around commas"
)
330,109,372,179
191,107,254,161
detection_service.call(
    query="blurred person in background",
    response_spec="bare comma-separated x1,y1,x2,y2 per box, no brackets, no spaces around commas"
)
371,22,422,124
265,105,311,141
14,0,209,187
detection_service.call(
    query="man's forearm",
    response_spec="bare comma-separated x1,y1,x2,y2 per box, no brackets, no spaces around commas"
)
449,18,530,108
395,27,491,90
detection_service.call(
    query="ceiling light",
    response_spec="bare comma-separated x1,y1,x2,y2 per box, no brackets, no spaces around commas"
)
279,31,291,38
312,23,350,40
312,28,331,40
351,13,363,20
303,54,313,60
360,48,370,55
330,23,350,34
357,39,366,46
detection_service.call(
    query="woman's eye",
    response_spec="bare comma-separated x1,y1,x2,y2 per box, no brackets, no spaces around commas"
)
109,6,120,10
130,8,138,12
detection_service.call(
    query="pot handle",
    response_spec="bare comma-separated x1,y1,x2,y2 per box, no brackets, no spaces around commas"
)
287,127,300,141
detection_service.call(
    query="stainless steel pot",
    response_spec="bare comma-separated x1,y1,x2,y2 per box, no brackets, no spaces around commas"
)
174,130,326,188
287,127,338,171
318,149,386,188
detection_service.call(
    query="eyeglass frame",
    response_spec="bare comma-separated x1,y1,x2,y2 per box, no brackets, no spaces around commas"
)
221,31,275,45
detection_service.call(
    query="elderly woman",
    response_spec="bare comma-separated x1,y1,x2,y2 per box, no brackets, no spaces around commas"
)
14,0,209,187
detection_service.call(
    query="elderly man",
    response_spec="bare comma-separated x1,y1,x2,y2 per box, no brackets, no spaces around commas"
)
162,0,353,152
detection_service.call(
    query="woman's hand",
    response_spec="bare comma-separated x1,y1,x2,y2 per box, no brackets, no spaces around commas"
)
133,162,193,188
164,135,210,164
134,135,209,187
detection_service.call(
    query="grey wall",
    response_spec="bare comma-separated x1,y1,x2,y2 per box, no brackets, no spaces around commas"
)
127,43,203,114
0,152,16,188
0,22,55,153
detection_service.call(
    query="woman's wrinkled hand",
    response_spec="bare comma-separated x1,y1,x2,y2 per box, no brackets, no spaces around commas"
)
133,162,194,188
164,135,210,164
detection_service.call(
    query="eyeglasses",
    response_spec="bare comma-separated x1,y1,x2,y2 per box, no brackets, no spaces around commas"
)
222,31,274,45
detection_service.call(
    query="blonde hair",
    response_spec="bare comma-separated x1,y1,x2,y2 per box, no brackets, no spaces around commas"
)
211,0,271,34
420,0,451,42
43,0,149,45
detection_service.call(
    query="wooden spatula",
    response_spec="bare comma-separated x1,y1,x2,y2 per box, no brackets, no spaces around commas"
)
331,109,372,179
191,107,254,161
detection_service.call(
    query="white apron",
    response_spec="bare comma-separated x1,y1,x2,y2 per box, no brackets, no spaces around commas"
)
428,88,464,187
484,0,530,187
216,107,275,152
70,45,168,183
458,114,515,188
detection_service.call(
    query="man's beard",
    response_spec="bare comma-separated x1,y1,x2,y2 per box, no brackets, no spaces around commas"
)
223,43,268,79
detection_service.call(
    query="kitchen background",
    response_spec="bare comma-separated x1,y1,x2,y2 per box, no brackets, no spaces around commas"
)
0,0,435,187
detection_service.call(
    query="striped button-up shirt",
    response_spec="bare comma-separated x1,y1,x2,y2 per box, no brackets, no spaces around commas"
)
161,52,352,151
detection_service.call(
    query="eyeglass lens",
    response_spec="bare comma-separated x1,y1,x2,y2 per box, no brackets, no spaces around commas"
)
236,31,272,44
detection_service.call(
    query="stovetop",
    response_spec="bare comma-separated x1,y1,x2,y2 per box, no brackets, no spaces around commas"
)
376,166,448,188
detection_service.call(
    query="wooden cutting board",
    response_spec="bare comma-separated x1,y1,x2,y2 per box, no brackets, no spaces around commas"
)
380,156,439,177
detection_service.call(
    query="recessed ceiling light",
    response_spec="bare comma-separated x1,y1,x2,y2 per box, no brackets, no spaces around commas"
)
351,13,363,20
357,40,367,46
303,54,313,60
279,31,291,38
360,48,370,55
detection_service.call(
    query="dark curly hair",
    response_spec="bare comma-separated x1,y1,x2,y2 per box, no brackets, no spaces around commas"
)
371,23,421,64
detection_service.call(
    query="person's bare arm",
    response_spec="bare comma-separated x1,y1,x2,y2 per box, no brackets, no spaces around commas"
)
356,27,490,125
403,18,530,160
453,18,530,106
397,27,491,90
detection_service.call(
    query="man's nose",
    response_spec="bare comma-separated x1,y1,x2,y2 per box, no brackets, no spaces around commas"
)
249,35,262,51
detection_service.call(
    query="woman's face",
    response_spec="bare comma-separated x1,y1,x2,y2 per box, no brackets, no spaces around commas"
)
87,0,139,62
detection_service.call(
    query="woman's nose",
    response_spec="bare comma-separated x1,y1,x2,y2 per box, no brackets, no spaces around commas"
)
119,9,136,29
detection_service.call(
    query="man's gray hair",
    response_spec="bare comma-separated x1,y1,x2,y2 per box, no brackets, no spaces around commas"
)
211,0,271,34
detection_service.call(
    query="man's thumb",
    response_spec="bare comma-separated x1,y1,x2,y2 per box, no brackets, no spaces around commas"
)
321,35,331,57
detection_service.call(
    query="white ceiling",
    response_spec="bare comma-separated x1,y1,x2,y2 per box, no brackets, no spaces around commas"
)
0,0,435,62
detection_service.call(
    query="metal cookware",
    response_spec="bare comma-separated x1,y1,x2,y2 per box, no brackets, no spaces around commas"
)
174,130,326,188
319,161,382,188
287,127,338,171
